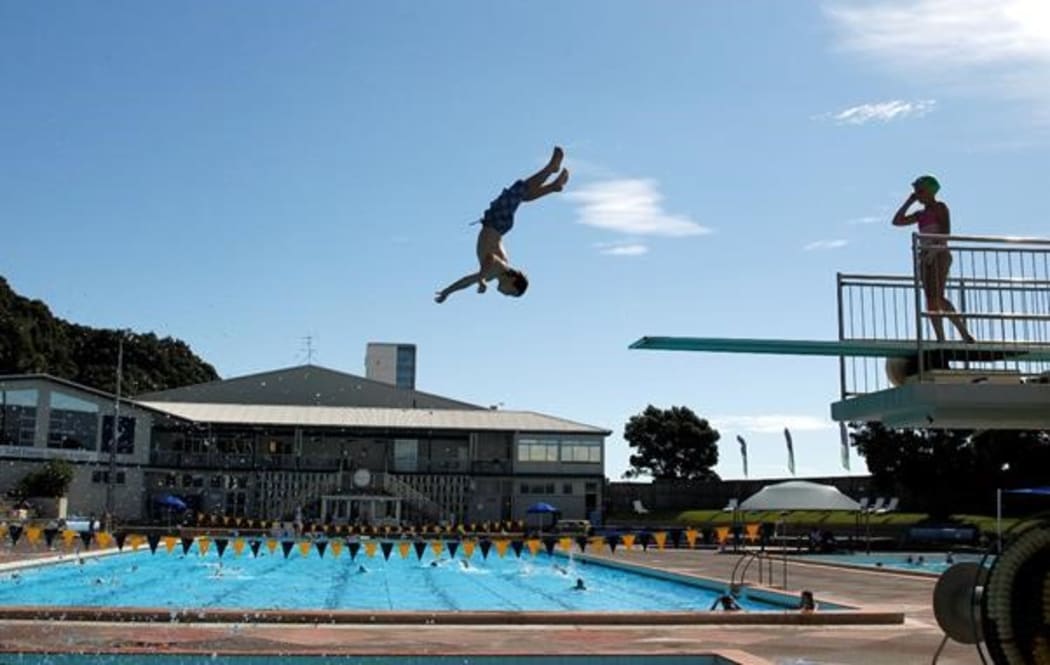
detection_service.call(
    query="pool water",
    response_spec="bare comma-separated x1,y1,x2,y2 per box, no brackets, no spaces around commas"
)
0,545,796,613
803,552,990,574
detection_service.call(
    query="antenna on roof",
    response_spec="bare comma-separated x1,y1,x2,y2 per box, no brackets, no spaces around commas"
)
300,335,317,365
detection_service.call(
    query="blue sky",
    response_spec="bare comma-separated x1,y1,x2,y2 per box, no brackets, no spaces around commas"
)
3,1,1049,481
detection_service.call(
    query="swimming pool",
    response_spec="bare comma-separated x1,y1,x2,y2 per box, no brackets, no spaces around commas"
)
799,552,990,575
0,544,799,613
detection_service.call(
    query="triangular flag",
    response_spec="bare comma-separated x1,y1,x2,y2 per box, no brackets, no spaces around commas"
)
25,526,42,545
163,535,178,554
669,529,683,549
509,540,524,558
115,532,128,551
232,538,245,557
494,539,510,558
280,540,295,559
250,540,263,557
147,534,162,554
297,541,311,558
180,537,195,555
412,541,426,560
197,536,211,556
525,539,541,556
638,532,651,550
129,534,145,551
8,524,23,545
348,541,361,560
446,541,459,559
330,540,342,558
621,534,636,549
479,539,492,559
79,531,93,549
653,532,667,550
575,536,588,552
558,537,572,553
607,535,619,553
367,541,380,559
316,540,328,558
62,529,77,549
430,540,445,558
685,528,698,548
266,539,278,555
214,538,229,558
44,528,59,548
543,537,557,556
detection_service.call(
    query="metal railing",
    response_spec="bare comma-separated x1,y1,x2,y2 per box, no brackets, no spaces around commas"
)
837,234,1050,397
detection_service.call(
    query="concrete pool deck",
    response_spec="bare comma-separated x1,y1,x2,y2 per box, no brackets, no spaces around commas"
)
0,547,980,664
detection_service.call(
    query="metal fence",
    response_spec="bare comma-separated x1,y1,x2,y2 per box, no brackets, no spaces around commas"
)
837,234,1050,397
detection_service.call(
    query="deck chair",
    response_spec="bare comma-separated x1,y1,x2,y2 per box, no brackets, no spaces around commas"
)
723,498,739,512
867,497,885,514
858,497,869,512
876,497,899,514
632,499,650,515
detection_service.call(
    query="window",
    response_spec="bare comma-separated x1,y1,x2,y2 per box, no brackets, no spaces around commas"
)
560,440,602,463
47,391,99,450
563,483,573,495
1,389,38,447
517,438,559,462
101,415,136,454
520,483,529,494
91,470,125,484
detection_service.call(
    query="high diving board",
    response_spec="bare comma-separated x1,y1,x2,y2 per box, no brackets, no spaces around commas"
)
631,336,1050,430
831,383,1050,430
629,336,1050,362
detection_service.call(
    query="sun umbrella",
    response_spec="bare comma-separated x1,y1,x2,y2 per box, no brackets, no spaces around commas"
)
155,495,188,511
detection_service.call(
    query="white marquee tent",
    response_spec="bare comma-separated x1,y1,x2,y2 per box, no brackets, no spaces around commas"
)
738,480,861,511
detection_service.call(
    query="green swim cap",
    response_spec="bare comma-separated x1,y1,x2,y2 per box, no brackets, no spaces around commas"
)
912,175,941,195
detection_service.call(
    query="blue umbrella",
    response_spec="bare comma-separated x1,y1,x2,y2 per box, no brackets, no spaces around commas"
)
155,495,188,511
527,502,559,514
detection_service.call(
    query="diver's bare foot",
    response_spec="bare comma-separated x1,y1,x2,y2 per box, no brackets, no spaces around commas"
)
547,146,564,173
551,168,570,191
434,292,447,304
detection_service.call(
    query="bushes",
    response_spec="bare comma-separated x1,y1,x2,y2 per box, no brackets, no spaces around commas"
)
15,459,74,498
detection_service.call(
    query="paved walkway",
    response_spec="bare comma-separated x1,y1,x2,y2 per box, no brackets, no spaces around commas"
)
0,547,982,664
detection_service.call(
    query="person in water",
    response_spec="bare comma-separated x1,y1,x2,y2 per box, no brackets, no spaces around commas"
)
710,593,741,611
799,590,816,612
573,578,587,591
892,175,975,343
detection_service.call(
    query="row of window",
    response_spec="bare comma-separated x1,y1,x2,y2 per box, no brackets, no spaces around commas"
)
517,438,602,464
1,389,135,453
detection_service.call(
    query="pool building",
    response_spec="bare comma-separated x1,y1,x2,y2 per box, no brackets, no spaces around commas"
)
0,362,609,527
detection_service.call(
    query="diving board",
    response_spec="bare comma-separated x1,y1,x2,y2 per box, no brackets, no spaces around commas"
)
831,383,1050,430
629,336,1050,362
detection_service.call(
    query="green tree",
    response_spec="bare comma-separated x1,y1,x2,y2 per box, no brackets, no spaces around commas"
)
850,423,1050,518
15,459,75,498
622,405,720,480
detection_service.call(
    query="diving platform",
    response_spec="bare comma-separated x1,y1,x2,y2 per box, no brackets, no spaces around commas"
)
629,234,1050,431
629,337,1050,363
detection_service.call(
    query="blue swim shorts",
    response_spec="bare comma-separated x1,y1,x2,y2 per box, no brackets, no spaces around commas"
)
479,179,527,235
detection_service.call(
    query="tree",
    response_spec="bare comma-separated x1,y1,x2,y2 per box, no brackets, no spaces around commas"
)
15,459,75,498
622,405,720,480
850,423,1050,518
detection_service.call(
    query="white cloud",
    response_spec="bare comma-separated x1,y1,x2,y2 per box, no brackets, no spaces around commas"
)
821,99,936,125
713,415,837,435
824,0,1050,110
804,239,849,251
568,179,712,238
594,242,649,256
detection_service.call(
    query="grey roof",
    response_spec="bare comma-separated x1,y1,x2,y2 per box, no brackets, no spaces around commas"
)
136,401,611,435
134,364,480,410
